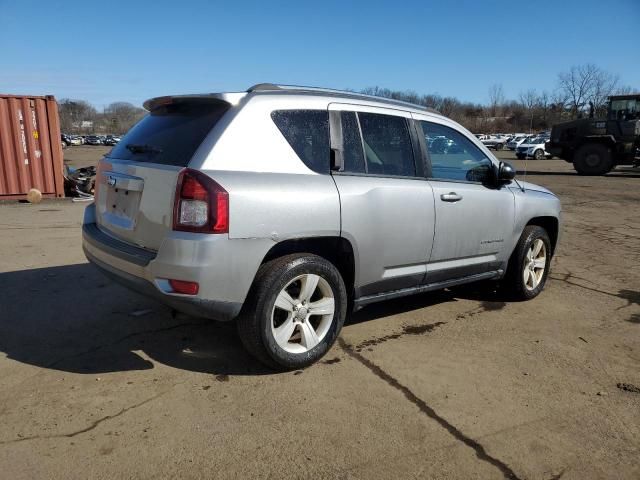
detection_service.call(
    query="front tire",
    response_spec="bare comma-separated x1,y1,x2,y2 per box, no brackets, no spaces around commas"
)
504,226,551,300
573,143,613,175
237,254,347,370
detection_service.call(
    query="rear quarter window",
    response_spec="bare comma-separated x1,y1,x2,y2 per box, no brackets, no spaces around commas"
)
271,110,330,173
107,101,229,167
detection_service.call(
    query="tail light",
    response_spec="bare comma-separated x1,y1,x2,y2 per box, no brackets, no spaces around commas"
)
173,168,228,233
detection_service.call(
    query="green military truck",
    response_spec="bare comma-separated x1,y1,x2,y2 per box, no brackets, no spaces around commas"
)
547,94,640,175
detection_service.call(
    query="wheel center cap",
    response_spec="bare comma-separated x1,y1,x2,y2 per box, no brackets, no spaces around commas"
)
294,304,308,320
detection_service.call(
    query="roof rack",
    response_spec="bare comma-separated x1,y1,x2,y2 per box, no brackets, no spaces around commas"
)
246,83,440,114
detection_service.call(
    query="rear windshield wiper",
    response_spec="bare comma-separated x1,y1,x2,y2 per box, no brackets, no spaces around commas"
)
126,144,162,154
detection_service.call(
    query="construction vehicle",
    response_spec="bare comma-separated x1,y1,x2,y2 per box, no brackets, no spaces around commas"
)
547,94,640,175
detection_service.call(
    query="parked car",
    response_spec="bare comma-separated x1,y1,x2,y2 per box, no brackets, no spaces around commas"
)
85,135,103,145
82,84,561,370
104,135,121,146
61,133,72,146
69,136,83,146
507,135,531,150
516,137,553,160
481,134,510,150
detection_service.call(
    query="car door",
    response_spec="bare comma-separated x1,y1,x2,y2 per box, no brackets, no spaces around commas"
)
329,103,435,298
413,116,515,284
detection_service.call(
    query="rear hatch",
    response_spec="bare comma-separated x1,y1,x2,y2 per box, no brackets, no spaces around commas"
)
94,97,229,250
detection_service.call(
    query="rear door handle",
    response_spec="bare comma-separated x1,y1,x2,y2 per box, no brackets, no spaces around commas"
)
440,192,463,202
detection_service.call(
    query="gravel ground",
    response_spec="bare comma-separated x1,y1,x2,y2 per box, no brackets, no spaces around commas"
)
0,149,639,479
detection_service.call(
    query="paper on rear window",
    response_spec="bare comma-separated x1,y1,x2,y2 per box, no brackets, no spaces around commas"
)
107,100,229,167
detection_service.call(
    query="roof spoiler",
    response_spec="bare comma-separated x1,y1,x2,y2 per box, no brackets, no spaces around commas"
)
143,95,230,112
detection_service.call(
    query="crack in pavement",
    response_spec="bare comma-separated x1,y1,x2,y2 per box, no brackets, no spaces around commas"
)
0,387,176,446
337,338,522,480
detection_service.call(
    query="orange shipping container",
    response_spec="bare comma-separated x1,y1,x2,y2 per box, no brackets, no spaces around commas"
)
0,94,65,200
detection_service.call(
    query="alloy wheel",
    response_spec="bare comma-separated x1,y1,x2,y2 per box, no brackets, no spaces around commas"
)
523,239,546,291
270,274,335,354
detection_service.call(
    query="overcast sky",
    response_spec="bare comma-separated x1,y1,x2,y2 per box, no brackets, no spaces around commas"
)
1,0,638,109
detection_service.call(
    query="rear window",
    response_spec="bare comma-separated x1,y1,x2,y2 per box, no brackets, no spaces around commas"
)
107,100,229,166
271,110,330,173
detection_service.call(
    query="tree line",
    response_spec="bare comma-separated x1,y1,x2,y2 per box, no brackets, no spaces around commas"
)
361,63,636,134
57,99,146,135
58,63,637,136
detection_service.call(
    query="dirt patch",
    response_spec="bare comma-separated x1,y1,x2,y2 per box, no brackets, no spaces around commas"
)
617,383,640,394
355,322,446,352
322,357,341,365
402,322,446,335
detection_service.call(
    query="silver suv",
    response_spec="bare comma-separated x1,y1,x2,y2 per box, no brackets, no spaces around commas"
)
83,84,561,369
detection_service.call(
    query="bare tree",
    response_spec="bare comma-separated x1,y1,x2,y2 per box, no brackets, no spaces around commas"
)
104,102,146,134
615,85,635,95
557,64,619,118
488,84,505,117
519,89,537,133
558,64,596,117
589,70,619,117
537,91,551,126
58,99,97,133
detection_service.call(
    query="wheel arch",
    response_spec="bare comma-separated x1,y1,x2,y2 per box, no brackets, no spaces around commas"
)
261,236,356,295
526,216,559,256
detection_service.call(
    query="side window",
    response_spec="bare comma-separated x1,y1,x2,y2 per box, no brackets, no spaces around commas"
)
358,112,416,177
271,110,330,173
421,121,494,183
340,111,366,174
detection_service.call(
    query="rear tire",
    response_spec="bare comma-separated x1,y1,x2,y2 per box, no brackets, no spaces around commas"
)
534,149,545,160
495,143,504,151
573,143,613,175
237,254,347,370
503,226,551,301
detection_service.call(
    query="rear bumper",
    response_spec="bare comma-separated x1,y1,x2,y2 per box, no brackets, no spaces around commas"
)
82,204,273,321
84,246,242,320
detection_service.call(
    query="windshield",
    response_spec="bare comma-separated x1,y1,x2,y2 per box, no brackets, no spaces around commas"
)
609,98,639,120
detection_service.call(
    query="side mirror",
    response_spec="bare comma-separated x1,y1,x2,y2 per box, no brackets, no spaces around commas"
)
498,161,516,183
